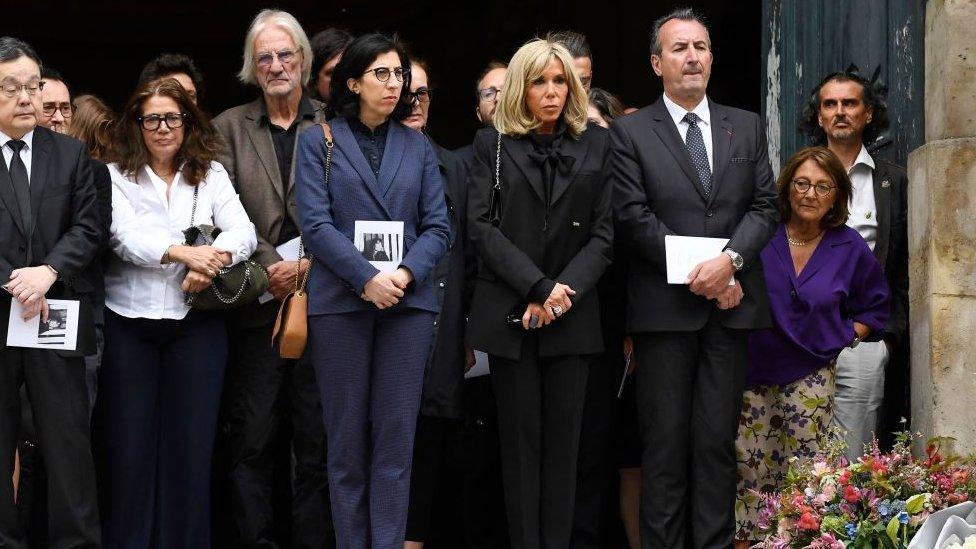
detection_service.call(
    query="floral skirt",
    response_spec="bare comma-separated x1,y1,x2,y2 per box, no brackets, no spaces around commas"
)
734,364,835,540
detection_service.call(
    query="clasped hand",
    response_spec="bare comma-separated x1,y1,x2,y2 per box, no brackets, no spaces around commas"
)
687,254,736,300
6,266,57,321
362,268,413,309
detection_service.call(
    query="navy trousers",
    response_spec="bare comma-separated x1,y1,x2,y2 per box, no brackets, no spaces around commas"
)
309,308,434,549
94,309,226,549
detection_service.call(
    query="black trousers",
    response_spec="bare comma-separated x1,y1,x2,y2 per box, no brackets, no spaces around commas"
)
633,315,748,549
0,346,100,548
222,302,333,548
571,346,626,548
489,337,590,549
405,415,453,542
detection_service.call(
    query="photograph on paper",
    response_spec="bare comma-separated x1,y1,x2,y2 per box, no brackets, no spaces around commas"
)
354,220,404,273
6,298,80,351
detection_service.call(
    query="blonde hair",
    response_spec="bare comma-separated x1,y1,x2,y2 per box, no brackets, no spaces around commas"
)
238,9,313,87
493,37,589,138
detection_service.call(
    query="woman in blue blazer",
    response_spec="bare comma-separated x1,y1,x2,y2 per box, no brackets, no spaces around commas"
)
294,33,450,549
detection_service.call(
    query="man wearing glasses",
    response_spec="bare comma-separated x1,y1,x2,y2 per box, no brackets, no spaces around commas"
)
38,68,71,134
212,10,333,548
0,36,102,547
454,60,506,167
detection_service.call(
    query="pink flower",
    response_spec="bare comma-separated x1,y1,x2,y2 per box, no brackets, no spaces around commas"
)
838,470,852,485
843,485,861,503
821,482,838,502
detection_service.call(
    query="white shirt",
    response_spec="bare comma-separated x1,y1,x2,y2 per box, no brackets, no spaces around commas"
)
662,93,713,170
845,145,878,250
105,161,257,320
0,129,34,181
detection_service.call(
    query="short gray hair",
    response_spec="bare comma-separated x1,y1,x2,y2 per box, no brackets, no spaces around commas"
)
0,36,42,67
649,7,710,56
238,10,312,87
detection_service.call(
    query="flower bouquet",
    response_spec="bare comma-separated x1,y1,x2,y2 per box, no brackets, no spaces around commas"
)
754,433,976,548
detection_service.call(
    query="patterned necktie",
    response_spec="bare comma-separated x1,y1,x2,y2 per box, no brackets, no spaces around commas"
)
683,112,711,196
6,139,32,229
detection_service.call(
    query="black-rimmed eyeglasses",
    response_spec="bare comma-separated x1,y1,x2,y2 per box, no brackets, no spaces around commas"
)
364,67,408,83
792,179,836,197
138,112,187,131
42,102,73,118
407,88,432,105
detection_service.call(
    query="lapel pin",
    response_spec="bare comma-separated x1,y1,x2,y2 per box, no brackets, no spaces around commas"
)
725,128,733,137
572,221,581,227
881,179,890,188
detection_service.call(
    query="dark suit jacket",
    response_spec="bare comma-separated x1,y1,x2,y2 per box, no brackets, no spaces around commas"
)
0,126,101,355
611,97,778,333
212,96,327,268
421,141,474,418
466,124,614,360
296,117,451,315
454,143,474,169
83,158,112,325
870,156,908,348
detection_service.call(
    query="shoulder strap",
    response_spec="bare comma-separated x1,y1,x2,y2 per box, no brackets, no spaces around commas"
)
189,183,199,226
494,130,502,190
320,122,333,144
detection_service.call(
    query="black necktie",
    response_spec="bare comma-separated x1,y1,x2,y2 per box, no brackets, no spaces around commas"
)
683,112,712,196
6,139,31,229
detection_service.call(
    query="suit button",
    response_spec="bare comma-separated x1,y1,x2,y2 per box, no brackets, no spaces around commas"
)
433,320,438,327
706,210,714,217
439,282,445,288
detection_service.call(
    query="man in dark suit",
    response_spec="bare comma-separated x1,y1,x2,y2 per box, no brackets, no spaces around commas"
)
211,9,332,548
610,9,778,548
800,68,909,456
454,61,507,167
0,36,102,548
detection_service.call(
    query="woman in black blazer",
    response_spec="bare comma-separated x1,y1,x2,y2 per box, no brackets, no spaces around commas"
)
466,37,613,549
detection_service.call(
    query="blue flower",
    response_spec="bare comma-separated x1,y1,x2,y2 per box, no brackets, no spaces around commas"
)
897,511,909,524
845,523,857,538
878,503,891,517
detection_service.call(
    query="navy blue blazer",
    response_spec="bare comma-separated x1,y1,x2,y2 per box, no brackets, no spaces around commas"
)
295,116,451,315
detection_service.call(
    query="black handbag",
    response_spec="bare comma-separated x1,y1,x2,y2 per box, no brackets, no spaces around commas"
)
183,184,268,310
488,130,503,227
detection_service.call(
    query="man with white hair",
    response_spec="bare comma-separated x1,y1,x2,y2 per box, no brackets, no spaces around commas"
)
212,10,333,548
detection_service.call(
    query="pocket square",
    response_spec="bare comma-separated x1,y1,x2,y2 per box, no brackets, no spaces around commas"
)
730,157,753,163
881,179,891,188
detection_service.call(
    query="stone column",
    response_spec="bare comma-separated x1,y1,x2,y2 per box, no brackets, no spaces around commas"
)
908,0,976,453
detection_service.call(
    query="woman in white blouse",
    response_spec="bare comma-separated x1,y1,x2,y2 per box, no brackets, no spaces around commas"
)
93,78,256,549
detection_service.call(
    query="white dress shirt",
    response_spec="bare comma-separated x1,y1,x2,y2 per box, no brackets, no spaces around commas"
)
662,93,713,170
0,129,34,181
845,145,878,250
105,161,257,320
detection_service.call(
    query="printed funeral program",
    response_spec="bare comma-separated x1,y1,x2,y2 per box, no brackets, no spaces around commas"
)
6,298,80,351
355,220,405,274
664,235,735,285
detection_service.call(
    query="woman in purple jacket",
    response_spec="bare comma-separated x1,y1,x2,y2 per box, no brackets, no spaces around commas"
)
733,147,890,546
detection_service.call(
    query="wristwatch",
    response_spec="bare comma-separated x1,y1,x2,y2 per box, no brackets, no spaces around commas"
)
724,249,744,271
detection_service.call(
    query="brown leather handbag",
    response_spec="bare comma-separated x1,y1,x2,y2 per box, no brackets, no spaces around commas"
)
271,122,333,359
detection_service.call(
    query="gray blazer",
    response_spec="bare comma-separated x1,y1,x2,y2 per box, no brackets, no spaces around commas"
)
212,96,327,268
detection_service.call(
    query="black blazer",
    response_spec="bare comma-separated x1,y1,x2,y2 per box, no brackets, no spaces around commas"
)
611,97,778,333
82,158,112,325
466,123,613,360
0,127,102,355
421,141,474,418
870,156,908,348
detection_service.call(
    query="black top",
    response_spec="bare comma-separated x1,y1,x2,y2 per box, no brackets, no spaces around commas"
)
347,117,390,178
261,94,316,245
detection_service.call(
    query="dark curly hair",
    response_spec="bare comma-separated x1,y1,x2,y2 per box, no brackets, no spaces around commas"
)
113,78,219,186
798,65,890,147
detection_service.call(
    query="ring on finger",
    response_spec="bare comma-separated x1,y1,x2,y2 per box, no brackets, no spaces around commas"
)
552,305,563,317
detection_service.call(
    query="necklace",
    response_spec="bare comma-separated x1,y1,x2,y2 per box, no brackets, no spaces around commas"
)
786,226,823,246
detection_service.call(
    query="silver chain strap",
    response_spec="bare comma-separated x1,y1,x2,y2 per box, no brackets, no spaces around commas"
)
494,130,502,192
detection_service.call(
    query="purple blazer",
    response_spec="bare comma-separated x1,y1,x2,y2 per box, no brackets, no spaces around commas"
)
747,224,890,387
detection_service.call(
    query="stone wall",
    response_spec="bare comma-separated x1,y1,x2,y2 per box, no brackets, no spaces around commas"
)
908,0,976,453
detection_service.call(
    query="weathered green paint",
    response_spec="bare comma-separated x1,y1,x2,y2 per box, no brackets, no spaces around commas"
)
762,0,925,171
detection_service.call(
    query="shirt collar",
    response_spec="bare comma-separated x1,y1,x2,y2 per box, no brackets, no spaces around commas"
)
347,116,390,138
0,128,35,152
850,144,875,172
662,93,710,128
259,94,316,126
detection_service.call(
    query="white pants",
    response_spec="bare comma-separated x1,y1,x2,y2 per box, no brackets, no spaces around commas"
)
832,341,889,459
